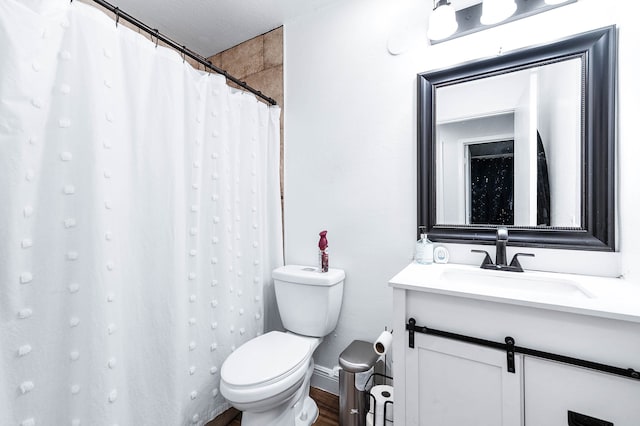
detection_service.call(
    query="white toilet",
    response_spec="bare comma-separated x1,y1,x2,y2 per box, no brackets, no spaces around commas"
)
220,265,345,426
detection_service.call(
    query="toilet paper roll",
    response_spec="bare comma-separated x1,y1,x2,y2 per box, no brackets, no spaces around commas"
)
374,330,392,356
368,385,393,426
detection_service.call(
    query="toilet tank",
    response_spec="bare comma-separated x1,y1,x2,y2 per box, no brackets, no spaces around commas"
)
272,265,345,337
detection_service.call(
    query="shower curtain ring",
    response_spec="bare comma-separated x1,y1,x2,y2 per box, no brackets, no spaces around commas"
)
154,29,159,48
114,8,120,27
182,46,186,63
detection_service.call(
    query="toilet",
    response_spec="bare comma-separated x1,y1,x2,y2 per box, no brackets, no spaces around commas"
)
220,265,345,426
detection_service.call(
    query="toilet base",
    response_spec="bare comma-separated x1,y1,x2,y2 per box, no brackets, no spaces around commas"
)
295,396,319,426
240,359,317,426
240,396,318,426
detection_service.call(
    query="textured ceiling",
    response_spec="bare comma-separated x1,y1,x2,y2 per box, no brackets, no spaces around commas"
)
100,0,340,57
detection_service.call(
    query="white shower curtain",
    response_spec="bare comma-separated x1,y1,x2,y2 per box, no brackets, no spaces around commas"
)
0,1,283,425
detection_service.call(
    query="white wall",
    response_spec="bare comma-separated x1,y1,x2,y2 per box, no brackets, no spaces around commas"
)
282,0,640,389
283,0,415,378
537,58,582,227
437,70,528,122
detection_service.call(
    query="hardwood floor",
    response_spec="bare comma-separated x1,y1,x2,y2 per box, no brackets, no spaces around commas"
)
205,407,241,426
205,387,339,426
310,387,339,426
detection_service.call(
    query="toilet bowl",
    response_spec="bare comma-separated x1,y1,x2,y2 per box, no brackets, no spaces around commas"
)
221,331,321,425
220,265,345,426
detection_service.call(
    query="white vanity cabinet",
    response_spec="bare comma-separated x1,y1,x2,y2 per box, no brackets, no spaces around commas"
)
524,357,640,426
405,332,523,426
390,263,640,426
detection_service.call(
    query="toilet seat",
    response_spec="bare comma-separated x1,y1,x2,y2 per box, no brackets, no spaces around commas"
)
220,331,319,406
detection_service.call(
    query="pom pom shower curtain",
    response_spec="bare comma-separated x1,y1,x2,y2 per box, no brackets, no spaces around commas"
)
0,1,283,425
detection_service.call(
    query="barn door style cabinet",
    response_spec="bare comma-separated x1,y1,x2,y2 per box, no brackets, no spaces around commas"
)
390,264,640,426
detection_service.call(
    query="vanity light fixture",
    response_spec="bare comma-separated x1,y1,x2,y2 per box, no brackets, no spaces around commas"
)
480,0,517,25
428,0,577,44
427,0,459,41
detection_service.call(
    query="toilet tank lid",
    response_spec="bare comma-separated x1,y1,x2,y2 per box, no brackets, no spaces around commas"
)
272,265,345,286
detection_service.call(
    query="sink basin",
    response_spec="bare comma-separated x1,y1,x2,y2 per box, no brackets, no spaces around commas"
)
390,263,640,323
441,268,595,299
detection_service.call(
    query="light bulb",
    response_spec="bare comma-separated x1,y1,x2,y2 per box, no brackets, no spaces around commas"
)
427,0,458,41
480,0,517,25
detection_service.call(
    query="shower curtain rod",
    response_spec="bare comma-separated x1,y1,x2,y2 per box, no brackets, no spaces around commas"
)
81,0,278,106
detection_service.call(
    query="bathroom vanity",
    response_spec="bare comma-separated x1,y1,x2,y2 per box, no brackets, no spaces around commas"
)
390,263,640,426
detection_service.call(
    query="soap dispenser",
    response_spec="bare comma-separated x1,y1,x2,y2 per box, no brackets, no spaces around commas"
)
415,226,433,265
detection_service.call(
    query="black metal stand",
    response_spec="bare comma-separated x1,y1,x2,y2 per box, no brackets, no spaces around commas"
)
406,318,640,381
364,373,394,426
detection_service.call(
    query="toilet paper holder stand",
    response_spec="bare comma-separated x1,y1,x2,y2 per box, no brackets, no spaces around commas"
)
364,373,394,426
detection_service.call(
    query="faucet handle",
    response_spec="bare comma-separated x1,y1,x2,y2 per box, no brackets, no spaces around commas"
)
471,250,494,268
509,253,535,272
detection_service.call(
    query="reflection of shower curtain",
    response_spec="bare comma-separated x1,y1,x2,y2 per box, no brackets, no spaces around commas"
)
536,132,551,226
0,2,282,425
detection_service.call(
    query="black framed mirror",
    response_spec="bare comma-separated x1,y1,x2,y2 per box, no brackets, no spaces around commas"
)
417,26,616,251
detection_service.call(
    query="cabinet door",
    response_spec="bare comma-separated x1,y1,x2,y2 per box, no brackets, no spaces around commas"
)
405,333,523,426
524,357,640,426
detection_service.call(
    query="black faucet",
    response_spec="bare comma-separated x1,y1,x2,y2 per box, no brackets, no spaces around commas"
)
472,227,534,272
495,226,508,267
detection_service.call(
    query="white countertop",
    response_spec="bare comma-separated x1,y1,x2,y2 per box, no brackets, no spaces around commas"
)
389,262,640,323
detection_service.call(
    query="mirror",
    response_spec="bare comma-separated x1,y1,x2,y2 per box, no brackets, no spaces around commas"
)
436,58,580,227
418,26,616,250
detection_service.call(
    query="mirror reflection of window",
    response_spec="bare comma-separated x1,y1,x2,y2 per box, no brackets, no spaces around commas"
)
468,140,514,225
465,135,551,227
